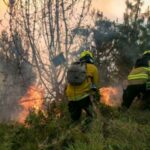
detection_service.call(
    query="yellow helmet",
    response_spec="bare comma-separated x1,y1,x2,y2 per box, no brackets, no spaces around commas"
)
143,50,150,55
80,50,93,59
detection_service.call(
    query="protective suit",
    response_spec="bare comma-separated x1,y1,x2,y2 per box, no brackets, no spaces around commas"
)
66,50,100,122
122,50,150,109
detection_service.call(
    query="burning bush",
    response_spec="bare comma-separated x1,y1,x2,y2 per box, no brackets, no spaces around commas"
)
18,85,44,123
100,86,123,107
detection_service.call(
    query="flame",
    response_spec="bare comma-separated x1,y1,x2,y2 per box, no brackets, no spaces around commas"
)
18,85,44,123
100,87,122,107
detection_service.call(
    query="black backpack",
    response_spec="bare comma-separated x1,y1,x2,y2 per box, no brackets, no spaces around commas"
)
67,62,87,86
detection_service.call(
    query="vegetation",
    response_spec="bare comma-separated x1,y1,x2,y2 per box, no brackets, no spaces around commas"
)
0,0,150,149
75,0,150,85
0,102,150,150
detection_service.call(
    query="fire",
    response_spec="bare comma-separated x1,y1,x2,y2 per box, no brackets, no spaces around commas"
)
100,87,122,107
18,85,44,123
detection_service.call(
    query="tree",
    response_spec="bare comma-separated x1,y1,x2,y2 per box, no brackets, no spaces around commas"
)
77,0,150,85
8,0,92,101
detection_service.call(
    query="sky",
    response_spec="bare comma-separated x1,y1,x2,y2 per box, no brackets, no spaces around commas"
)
0,0,126,20
92,0,150,21
0,0,150,31
0,0,8,30
92,0,126,21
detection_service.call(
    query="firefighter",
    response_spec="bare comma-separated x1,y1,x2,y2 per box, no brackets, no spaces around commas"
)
66,50,100,124
122,50,150,109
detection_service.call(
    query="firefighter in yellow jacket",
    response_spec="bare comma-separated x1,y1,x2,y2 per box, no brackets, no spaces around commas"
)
66,50,100,122
122,50,150,109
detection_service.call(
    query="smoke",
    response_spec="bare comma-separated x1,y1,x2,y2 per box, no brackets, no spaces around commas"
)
0,58,35,122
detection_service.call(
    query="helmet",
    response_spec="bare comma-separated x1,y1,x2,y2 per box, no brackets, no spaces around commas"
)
80,50,93,59
143,50,150,55
80,50,94,63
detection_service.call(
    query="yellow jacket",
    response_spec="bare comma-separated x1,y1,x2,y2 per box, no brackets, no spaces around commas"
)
128,67,150,85
66,63,100,101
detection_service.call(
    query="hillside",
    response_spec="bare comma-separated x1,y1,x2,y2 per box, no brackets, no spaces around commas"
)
0,102,150,150
0,1,150,150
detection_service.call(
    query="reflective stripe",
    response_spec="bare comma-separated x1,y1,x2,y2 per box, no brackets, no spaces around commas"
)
142,67,150,71
128,73,148,80
143,50,150,55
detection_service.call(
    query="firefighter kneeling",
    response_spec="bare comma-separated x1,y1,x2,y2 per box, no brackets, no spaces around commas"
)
66,50,100,125
122,50,150,110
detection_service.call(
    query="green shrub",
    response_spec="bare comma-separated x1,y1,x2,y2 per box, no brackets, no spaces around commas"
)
0,102,150,150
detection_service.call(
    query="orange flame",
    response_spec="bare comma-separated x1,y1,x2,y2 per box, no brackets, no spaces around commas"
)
100,87,122,107
18,85,44,123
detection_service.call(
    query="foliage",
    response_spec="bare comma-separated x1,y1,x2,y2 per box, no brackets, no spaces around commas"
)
0,99,150,150
0,1,150,149
74,0,150,86
7,0,92,101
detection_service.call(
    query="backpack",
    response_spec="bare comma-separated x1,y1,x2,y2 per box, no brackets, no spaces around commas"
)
67,62,87,86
